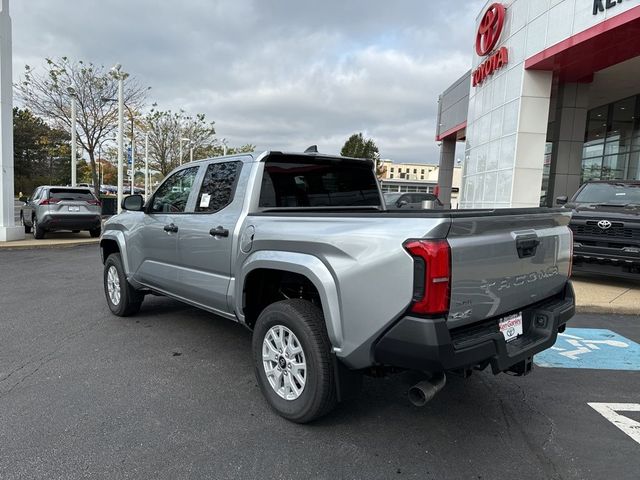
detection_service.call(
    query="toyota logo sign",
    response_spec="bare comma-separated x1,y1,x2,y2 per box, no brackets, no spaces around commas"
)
598,220,612,230
476,3,506,56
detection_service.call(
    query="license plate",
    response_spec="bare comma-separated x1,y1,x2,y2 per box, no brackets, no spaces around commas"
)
68,206,80,212
499,313,523,342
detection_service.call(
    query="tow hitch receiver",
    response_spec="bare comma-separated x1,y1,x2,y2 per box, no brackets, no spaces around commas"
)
507,357,534,376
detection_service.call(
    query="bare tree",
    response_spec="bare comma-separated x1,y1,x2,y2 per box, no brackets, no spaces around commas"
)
144,108,217,177
16,57,148,194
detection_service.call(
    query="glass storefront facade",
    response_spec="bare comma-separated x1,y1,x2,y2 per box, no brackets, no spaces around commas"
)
582,94,640,182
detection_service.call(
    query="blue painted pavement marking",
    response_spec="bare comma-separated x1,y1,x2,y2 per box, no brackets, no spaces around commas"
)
534,328,640,370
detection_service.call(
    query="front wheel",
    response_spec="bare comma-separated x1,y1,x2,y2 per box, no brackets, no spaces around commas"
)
252,299,337,423
104,253,143,316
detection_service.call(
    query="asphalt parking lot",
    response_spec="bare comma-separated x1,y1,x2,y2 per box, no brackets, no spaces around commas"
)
1,245,638,480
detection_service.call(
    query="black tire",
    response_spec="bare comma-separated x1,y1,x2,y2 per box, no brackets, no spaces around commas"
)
32,216,45,239
103,253,143,316
21,214,31,234
90,227,101,238
252,299,337,423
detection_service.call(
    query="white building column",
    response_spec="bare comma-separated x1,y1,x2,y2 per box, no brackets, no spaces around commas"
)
0,0,24,242
509,70,553,207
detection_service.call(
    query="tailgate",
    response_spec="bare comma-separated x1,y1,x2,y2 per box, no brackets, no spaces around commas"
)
446,209,572,328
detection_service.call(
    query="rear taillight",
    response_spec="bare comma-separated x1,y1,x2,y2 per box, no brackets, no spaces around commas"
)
88,199,101,206
39,198,60,205
404,239,451,316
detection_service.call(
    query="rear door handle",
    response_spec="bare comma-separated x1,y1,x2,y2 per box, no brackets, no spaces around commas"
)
163,223,179,233
209,226,229,237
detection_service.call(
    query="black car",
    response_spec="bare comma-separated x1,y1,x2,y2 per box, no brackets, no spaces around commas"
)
557,181,640,279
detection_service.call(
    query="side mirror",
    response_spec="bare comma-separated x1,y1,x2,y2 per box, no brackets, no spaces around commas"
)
556,196,569,206
122,194,145,212
397,200,408,208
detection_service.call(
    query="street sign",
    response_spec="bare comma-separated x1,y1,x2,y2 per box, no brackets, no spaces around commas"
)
534,328,640,370
127,146,132,165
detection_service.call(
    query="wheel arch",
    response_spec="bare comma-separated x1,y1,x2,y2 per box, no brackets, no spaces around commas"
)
100,232,130,274
237,251,343,351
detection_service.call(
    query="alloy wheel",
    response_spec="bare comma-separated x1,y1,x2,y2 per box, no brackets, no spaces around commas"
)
262,325,307,400
106,265,121,306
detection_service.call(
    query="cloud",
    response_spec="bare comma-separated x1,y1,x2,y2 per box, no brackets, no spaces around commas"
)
11,0,484,163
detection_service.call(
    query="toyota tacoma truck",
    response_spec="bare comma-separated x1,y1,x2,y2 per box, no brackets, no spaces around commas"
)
557,180,640,279
100,150,575,423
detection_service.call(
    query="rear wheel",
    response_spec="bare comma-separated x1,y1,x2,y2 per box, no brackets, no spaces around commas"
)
252,299,337,423
90,227,101,238
21,214,31,234
104,253,143,316
32,216,45,239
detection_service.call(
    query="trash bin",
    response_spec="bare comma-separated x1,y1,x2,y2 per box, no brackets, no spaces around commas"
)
421,200,437,210
101,196,117,216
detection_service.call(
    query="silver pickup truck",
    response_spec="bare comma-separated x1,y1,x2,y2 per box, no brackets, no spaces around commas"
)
100,151,575,423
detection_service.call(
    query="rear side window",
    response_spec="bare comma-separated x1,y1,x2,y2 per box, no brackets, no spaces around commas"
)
49,189,95,201
195,161,242,213
259,159,380,208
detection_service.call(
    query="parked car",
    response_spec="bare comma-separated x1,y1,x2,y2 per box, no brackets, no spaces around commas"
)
100,151,574,423
20,186,102,239
384,192,443,209
557,180,640,279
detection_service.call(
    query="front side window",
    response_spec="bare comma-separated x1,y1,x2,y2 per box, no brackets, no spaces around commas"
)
150,167,199,213
195,161,242,213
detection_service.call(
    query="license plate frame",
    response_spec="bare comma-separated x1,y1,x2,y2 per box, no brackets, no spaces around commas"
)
68,206,80,212
499,312,523,343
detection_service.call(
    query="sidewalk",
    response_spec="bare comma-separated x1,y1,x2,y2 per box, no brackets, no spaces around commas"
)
0,231,99,250
572,276,639,316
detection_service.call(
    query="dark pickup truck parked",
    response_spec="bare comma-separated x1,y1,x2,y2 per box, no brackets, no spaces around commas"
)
558,180,640,279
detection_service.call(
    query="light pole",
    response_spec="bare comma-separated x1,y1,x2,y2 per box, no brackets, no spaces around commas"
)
67,86,77,186
189,145,194,163
179,137,191,166
107,65,128,213
144,132,149,200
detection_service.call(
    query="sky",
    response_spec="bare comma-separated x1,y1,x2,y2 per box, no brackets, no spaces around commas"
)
10,0,484,164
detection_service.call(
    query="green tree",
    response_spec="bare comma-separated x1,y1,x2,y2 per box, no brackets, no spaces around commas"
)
198,142,256,158
340,132,385,177
144,108,217,176
13,108,72,194
340,132,379,160
16,57,148,195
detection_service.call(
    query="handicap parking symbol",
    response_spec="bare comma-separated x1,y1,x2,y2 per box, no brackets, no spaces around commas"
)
534,328,640,370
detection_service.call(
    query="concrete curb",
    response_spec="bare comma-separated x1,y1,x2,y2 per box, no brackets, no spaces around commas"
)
0,239,99,250
575,304,638,316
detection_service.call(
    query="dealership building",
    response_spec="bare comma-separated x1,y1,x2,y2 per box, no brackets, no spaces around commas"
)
436,0,640,209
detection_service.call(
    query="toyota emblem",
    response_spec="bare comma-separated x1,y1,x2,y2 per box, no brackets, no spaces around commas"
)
476,3,506,56
598,220,612,230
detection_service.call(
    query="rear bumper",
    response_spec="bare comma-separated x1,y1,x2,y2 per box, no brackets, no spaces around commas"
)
39,214,101,230
374,282,575,374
